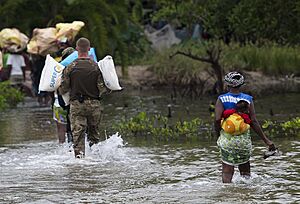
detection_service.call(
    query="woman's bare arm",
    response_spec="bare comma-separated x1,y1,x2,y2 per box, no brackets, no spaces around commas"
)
249,102,276,150
214,98,224,137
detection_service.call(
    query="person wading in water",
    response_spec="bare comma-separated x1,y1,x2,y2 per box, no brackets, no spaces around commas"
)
214,71,276,183
59,37,109,158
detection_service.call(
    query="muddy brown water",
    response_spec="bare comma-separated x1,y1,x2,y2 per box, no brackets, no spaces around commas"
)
0,90,299,203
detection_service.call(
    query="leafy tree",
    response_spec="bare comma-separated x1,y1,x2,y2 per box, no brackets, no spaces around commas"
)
0,0,68,34
63,0,128,62
152,0,300,44
152,0,205,36
228,0,300,44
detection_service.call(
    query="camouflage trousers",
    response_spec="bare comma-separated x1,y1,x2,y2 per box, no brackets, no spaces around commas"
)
70,99,103,158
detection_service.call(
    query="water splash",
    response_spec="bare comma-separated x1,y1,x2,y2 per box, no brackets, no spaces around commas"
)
232,172,265,184
87,132,128,162
1,133,128,169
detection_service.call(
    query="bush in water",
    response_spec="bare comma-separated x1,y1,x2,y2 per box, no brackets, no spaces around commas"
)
0,81,24,110
114,112,300,141
262,117,300,137
113,112,209,141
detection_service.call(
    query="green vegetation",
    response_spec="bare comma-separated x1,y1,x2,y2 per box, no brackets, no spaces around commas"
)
149,42,300,96
153,0,300,44
151,48,209,85
224,43,300,75
152,42,300,76
0,81,24,110
113,112,210,142
149,0,300,91
262,117,300,137
113,112,299,142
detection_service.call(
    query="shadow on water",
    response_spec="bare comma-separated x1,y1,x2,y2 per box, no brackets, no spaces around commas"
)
0,90,299,203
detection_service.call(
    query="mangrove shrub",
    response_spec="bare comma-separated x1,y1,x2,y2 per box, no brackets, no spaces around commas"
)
113,112,208,142
262,117,300,137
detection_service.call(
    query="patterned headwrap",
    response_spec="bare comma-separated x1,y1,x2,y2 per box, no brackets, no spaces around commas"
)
224,72,244,87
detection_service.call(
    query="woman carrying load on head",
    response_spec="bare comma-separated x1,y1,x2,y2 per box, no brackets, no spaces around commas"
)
214,72,277,183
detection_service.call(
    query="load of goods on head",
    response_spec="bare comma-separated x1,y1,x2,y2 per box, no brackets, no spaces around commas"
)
0,21,85,56
27,21,85,56
0,20,122,103
0,28,29,53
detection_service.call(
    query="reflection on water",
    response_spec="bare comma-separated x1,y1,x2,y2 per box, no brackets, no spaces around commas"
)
0,91,299,203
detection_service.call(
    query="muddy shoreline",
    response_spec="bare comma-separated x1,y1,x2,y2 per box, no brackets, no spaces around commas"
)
21,67,300,98
116,66,300,97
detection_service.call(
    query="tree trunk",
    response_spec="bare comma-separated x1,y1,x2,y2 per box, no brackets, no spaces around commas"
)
170,45,224,94
212,62,224,93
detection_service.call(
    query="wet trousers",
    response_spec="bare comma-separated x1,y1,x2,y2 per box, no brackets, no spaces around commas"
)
70,100,102,157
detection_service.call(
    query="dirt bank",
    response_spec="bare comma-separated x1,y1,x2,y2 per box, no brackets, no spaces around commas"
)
22,66,299,97
116,66,300,96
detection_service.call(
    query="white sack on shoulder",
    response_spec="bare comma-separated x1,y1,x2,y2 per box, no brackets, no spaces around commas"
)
98,55,122,91
38,54,65,92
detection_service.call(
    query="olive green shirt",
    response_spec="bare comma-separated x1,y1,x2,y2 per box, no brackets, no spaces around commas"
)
59,58,108,101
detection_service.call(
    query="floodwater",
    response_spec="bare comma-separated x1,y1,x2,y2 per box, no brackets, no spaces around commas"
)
0,90,299,203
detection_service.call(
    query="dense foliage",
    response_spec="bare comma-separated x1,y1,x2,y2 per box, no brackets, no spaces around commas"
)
1,0,299,64
153,0,300,45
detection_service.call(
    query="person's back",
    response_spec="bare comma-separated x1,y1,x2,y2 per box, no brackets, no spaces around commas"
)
59,37,108,158
6,53,25,85
68,58,101,101
7,54,25,76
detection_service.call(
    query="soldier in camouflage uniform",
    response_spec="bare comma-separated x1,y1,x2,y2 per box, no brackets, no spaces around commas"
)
59,37,108,158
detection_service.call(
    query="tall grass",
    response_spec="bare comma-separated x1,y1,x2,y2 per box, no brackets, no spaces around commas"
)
137,41,300,95
150,42,300,82
151,49,211,86
224,44,300,75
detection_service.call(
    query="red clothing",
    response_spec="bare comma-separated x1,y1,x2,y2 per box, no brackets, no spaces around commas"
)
222,109,235,118
222,109,252,124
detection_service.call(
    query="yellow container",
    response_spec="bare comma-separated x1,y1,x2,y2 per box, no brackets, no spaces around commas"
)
222,113,250,135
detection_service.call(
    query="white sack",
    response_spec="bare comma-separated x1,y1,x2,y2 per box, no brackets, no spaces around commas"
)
98,55,122,91
39,55,65,92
